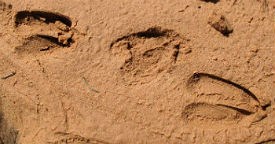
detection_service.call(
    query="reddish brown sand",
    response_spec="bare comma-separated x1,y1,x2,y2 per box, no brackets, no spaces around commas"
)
0,0,274,143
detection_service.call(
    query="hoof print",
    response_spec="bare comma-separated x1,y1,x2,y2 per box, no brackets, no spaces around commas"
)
185,72,266,125
208,12,233,36
14,10,75,56
182,103,244,125
15,11,72,27
111,27,186,83
187,72,261,109
15,34,72,56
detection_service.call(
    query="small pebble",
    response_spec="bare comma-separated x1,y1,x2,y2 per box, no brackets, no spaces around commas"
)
208,12,233,36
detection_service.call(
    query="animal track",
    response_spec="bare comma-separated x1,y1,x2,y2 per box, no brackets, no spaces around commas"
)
0,1,12,11
183,72,267,125
182,102,245,124
15,11,72,27
15,34,72,55
50,132,109,144
187,72,262,112
14,11,75,56
111,27,186,83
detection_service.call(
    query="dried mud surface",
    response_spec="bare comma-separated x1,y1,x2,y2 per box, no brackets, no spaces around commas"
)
0,0,274,143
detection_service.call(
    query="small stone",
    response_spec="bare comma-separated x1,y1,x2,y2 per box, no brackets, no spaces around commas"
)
55,21,70,31
208,12,233,36
39,17,46,22
58,32,73,46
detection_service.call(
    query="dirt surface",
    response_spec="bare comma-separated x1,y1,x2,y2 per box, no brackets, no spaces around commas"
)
0,0,274,143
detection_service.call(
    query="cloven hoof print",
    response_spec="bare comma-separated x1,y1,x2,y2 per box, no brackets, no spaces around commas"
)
0,0,274,143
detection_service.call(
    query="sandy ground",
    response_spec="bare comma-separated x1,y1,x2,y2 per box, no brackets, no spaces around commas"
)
0,0,274,143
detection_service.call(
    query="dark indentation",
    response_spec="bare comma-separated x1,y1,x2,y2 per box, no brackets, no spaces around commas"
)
0,1,12,11
187,72,201,84
15,11,72,27
110,27,171,48
36,34,71,47
262,103,271,111
223,33,230,37
256,139,275,144
135,27,168,38
188,72,262,108
1,71,16,80
0,112,18,144
216,104,253,115
220,28,233,37
172,44,180,62
200,0,219,4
